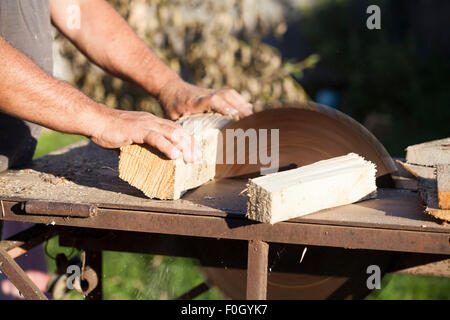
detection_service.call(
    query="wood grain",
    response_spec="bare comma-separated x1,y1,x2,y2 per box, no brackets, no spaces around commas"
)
437,164,450,209
118,113,233,199
406,137,450,166
246,153,377,224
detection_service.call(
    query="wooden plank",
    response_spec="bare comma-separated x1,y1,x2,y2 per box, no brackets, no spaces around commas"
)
437,164,450,209
396,138,450,218
417,175,450,221
420,189,450,222
118,113,233,199
392,158,415,178
406,137,450,166
392,175,418,191
395,160,435,179
246,153,377,224
2,199,450,255
1,141,447,232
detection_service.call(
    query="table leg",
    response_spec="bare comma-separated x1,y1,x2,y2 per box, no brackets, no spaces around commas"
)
0,248,47,300
84,250,102,300
246,240,269,300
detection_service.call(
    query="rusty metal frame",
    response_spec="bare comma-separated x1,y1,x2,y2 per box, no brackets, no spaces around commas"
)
0,224,57,259
246,240,269,300
0,199,449,300
0,224,59,300
0,247,47,300
1,201,449,255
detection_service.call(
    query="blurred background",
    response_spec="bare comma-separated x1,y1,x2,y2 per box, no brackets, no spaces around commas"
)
37,0,450,299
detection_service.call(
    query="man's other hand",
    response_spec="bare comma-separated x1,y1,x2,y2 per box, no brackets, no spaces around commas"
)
91,109,200,163
158,78,253,120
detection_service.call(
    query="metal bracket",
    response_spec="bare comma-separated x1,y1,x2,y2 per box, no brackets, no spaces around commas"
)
246,240,269,300
22,201,97,218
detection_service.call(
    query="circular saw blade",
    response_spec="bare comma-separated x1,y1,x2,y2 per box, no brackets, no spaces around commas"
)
201,101,396,300
215,101,396,186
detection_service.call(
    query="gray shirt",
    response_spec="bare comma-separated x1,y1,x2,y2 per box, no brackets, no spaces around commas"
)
0,0,53,172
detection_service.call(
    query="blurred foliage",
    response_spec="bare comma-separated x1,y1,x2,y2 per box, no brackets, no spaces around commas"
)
56,0,314,116
299,0,450,155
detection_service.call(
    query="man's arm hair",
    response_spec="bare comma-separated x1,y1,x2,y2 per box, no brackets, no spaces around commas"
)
49,0,253,120
0,36,107,138
0,35,197,161
50,0,180,98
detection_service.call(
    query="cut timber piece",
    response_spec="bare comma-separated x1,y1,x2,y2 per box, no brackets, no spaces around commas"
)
437,164,450,209
118,113,233,199
392,175,418,191
247,153,377,224
420,189,450,222
395,160,436,180
406,137,450,166
417,177,450,221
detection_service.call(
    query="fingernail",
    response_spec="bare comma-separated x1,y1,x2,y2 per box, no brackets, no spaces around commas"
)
172,148,182,159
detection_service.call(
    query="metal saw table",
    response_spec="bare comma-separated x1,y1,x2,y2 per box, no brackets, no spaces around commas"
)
0,140,449,300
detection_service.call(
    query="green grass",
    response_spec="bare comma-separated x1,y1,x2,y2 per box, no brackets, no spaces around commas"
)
33,130,87,159
44,236,223,300
366,274,450,300
36,131,449,300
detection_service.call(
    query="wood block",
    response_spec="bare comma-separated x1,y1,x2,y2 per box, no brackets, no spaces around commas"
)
419,189,450,222
392,175,418,191
406,137,450,166
395,160,436,180
392,158,415,179
118,113,233,199
437,164,450,209
246,153,377,224
417,175,450,221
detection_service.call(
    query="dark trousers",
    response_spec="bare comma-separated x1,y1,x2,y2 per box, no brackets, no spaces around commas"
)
0,114,41,239
0,113,41,173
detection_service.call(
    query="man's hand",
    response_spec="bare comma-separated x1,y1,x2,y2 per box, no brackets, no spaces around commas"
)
158,78,253,120
91,108,201,163
48,0,252,161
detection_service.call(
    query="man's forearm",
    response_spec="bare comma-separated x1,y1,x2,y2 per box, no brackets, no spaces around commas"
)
0,36,108,138
50,0,180,98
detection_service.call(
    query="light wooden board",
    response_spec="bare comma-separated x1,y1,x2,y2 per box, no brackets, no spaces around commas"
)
118,113,233,199
437,164,450,209
395,160,436,180
406,137,450,166
246,153,377,224
420,189,450,222
392,175,418,191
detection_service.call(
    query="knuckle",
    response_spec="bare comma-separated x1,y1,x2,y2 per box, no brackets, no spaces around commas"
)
168,112,179,120
147,131,163,144
210,95,224,107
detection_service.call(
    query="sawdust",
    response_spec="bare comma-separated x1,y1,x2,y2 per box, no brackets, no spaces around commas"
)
38,172,70,185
